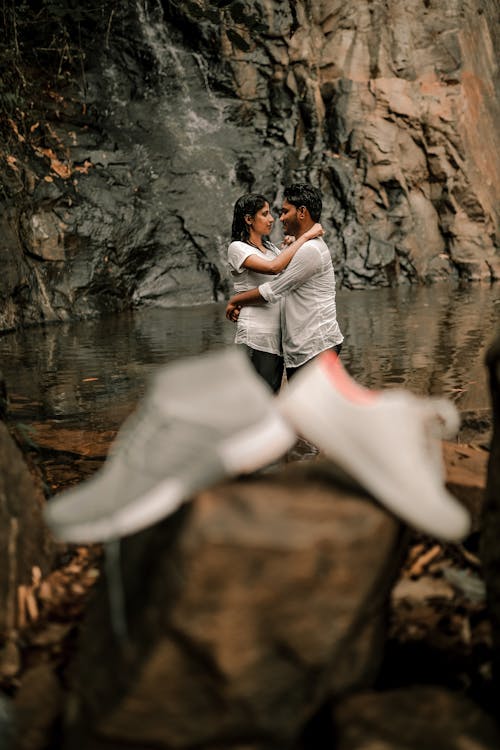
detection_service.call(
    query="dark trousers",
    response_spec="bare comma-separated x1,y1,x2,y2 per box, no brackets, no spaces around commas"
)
241,346,284,393
286,343,343,382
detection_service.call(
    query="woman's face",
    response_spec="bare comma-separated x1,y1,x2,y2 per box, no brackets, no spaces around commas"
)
248,202,274,236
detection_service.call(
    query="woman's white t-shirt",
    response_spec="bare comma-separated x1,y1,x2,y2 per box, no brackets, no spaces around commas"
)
227,240,282,355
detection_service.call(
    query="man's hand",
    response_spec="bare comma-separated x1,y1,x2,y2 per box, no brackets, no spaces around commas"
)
225,301,241,322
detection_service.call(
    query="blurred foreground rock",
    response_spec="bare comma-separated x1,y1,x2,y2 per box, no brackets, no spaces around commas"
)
480,334,500,695
332,685,500,750
64,462,406,749
0,422,55,639
444,440,488,532
0,694,14,750
0,390,491,750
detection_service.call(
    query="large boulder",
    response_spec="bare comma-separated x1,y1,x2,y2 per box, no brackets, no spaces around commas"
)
332,685,500,749
64,461,405,749
0,421,55,638
480,334,500,693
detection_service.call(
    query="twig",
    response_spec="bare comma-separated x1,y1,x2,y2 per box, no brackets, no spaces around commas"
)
407,544,442,578
105,8,115,49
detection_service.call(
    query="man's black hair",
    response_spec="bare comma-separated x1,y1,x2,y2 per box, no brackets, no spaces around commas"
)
283,183,322,222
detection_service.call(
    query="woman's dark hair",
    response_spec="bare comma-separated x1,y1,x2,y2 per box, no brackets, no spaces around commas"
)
283,183,322,222
231,193,272,247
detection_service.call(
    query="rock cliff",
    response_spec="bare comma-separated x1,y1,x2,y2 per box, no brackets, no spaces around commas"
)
0,0,499,330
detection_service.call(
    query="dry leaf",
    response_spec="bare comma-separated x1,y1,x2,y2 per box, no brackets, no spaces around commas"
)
408,544,442,578
75,160,93,174
8,118,25,142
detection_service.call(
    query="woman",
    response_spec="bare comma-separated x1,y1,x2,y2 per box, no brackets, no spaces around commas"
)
227,192,323,392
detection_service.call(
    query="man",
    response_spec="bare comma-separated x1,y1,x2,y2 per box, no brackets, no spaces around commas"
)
226,183,344,380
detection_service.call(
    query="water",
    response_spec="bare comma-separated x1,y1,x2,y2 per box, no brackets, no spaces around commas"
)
0,282,499,479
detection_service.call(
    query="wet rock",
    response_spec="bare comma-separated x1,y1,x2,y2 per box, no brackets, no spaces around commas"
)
0,0,500,328
332,685,500,749
19,210,66,262
65,461,405,749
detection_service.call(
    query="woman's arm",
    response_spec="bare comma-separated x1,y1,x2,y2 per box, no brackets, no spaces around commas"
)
242,223,323,275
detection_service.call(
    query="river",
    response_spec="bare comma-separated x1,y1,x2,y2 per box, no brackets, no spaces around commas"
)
0,281,499,491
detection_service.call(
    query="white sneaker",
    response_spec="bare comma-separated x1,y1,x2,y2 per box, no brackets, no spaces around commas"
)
44,348,296,543
277,351,471,541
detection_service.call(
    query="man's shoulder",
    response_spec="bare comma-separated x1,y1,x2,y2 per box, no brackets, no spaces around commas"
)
306,236,330,249
296,236,330,257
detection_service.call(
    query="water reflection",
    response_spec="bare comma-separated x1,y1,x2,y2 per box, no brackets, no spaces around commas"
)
0,283,499,438
338,283,500,413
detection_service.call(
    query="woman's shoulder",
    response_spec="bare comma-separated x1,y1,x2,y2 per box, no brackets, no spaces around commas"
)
228,240,251,250
228,240,253,257
227,241,255,271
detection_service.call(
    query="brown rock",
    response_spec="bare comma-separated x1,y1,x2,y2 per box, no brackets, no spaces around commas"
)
14,663,64,750
333,685,500,749
480,335,500,694
66,462,405,749
0,422,55,637
443,441,488,531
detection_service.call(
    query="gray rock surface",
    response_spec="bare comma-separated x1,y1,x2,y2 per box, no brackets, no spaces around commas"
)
0,1,499,329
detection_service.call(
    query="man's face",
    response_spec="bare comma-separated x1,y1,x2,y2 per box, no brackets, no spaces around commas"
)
279,200,301,236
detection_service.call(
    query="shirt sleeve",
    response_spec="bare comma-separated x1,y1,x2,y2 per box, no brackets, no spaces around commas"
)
259,242,322,302
227,241,257,273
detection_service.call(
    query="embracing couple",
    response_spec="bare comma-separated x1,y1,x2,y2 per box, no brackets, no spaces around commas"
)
226,183,344,392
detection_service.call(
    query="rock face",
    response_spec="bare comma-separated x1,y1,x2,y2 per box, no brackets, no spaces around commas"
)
65,463,405,749
0,0,499,330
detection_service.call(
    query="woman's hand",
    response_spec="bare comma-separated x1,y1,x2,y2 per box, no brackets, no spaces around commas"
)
280,234,296,248
304,222,324,240
225,301,241,322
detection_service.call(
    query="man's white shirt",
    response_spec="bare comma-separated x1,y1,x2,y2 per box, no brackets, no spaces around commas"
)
259,237,343,368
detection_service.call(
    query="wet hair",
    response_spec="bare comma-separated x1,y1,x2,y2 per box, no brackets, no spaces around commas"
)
283,183,322,222
231,193,273,248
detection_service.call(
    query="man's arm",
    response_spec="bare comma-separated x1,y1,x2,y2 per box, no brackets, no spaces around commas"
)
225,287,264,321
241,223,323,275
226,242,323,321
